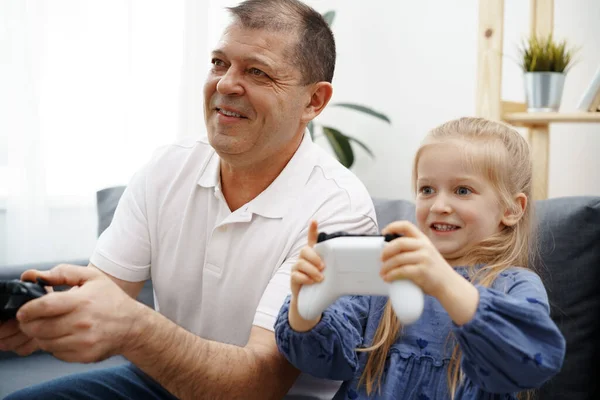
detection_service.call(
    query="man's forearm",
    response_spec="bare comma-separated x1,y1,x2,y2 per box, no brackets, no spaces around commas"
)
122,302,298,400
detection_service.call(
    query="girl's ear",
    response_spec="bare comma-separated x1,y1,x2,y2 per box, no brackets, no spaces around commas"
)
502,193,527,226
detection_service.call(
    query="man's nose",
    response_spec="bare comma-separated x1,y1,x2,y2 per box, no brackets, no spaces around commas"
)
216,69,244,96
430,194,452,214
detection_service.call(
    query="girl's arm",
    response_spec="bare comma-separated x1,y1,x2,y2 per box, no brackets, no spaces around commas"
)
274,294,370,381
453,269,566,393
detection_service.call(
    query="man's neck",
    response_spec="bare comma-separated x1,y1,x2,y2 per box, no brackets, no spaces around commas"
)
219,134,304,212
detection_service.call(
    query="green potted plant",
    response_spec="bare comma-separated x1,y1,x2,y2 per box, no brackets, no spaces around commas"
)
519,34,577,112
309,11,391,168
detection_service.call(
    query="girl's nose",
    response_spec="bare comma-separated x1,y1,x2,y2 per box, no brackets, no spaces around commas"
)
430,194,452,214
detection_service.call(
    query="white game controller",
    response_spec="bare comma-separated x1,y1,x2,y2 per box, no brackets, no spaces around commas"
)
297,232,425,325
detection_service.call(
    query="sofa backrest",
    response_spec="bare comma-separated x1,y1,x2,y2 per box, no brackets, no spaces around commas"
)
533,197,600,399
96,186,126,237
372,196,600,399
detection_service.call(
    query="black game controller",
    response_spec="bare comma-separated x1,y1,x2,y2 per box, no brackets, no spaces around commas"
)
317,231,402,244
0,279,48,321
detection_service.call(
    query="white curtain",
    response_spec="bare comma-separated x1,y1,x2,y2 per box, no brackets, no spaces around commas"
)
0,0,186,267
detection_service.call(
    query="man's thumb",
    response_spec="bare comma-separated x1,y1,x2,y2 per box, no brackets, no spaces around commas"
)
21,264,98,287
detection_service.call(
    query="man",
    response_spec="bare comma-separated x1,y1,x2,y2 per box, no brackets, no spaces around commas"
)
0,1,377,399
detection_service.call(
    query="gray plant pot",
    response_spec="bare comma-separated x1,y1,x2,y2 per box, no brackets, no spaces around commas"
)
524,72,566,112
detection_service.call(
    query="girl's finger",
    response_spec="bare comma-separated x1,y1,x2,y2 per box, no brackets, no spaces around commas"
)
299,246,325,270
291,271,317,287
380,251,423,276
293,259,324,282
381,237,422,261
381,264,421,283
381,220,425,239
307,220,319,247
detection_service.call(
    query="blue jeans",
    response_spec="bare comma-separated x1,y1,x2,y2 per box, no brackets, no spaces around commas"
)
4,363,179,400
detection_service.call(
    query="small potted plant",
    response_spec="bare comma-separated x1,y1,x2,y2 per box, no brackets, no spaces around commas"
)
519,34,577,112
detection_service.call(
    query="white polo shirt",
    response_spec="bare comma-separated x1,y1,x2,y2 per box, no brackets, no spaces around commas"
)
91,131,377,398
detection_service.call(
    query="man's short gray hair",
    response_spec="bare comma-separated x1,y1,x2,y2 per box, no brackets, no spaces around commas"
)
227,0,336,85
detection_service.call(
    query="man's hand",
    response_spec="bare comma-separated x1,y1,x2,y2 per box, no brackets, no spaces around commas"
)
0,272,56,355
0,319,38,355
16,264,143,363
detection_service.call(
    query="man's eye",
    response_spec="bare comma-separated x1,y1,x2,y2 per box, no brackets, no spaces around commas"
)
248,68,266,77
211,58,225,67
420,186,434,195
456,187,472,196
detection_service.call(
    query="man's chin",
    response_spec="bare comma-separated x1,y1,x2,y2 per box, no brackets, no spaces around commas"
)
208,133,246,152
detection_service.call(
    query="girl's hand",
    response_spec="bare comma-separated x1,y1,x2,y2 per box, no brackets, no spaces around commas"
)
380,220,454,297
290,221,325,301
288,220,325,332
379,220,479,325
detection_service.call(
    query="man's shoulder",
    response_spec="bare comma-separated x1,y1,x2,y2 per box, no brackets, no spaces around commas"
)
131,136,216,193
308,145,373,206
147,136,213,166
139,136,213,176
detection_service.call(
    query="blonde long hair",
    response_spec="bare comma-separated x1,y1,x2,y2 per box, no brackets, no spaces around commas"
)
358,117,536,398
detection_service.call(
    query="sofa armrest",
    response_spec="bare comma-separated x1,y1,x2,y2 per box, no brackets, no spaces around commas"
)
0,260,89,281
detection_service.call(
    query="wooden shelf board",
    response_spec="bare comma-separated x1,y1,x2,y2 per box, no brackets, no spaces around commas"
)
503,112,600,125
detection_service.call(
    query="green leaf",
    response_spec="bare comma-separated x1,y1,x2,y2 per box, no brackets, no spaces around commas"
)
322,11,335,27
331,103,391,124
323,126,375,158
322,126,354,168
347,136,374,158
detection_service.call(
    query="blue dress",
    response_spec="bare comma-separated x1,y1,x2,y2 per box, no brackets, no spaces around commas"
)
275,267,566,399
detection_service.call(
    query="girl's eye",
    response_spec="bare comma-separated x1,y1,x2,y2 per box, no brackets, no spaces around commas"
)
420,186,434,195
249,67,267,77
456,187,472,196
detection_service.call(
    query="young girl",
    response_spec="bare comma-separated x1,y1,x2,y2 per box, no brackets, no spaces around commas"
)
274,117,566,399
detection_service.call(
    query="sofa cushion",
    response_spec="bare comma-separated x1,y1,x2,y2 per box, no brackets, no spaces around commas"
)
96,186,126,237
534,197,600,399
372,198,416,228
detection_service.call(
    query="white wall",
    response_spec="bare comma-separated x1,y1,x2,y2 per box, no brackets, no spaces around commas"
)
503,0,600,199
292,0,600,201
0,205,97,267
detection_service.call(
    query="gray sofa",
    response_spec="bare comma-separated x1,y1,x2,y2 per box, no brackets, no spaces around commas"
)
1,190,599,399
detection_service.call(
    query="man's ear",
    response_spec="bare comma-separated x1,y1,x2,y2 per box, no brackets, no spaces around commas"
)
301,82,333,124
502,193,528,226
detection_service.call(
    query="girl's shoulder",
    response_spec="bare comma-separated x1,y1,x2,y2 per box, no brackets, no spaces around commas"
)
491,266,548,298
495,266,542,283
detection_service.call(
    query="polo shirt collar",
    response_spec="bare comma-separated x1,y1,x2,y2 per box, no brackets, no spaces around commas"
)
197,139,220,190
197,130,318,219
249,131,317,218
